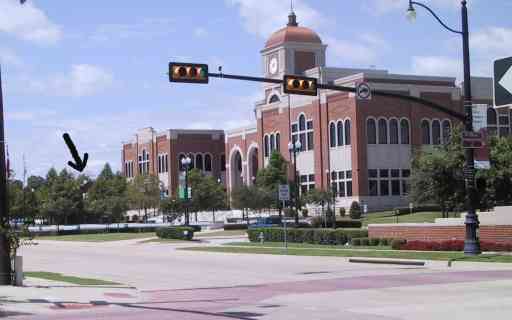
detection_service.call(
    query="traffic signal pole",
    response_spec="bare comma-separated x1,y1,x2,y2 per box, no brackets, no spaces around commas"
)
0,66,11,285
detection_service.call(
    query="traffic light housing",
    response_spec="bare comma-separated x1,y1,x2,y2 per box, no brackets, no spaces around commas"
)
283,75,318,96
169,62,209,84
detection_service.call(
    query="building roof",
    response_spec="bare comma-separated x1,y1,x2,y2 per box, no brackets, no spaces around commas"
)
264,11,322,50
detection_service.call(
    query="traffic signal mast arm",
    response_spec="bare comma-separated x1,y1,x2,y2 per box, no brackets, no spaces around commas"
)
207,71,466,121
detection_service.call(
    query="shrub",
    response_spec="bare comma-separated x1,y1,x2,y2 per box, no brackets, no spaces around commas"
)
380,238,391,246
223,223,248,230
351,238,362,246
156,226,195,240
369,238,380,246
334,220,362,229
339,207,346,217
391,239,406,250
247,227,366,246
360,238,370,246
349,201,361,220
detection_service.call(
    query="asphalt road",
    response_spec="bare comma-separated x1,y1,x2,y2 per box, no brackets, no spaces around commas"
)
4,239,512,320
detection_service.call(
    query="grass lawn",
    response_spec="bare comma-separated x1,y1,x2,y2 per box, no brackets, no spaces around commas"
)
195,230,248,237
227,242,391,250
24,271,122,285
359,211,459,226
35,232,156,242
178,246,512,263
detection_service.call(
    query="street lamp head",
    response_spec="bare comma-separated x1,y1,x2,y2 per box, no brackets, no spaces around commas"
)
288,141,294,151
406,2,417,23
181,156,191,166
294,140,302,150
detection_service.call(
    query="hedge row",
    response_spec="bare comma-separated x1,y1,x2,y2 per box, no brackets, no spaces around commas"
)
351,238,393,246
31,226,161,237
156,226,195,240
224,224,248,230
397,239,512,252
248,228,368,245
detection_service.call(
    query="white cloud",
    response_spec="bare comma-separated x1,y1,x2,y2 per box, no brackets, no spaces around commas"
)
89,18,175,43
20,64,114,97
0,0,61,45
194,27,208,38
325,34,389,65
411,56,461,80
0,47,23,67
472,27,512,60
226,0,323,38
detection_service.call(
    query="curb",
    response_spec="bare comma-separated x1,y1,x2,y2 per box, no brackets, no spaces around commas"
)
348,258,425,266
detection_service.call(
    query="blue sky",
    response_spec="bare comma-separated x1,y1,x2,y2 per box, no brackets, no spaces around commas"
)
1,0,511,179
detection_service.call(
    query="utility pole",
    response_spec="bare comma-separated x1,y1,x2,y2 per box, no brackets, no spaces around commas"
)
0,66,11,285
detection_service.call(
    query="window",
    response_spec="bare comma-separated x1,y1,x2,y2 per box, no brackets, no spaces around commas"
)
402,169,411,195
138,150,150,175
367,118,377,144
204,154,212,171
331,170,352,197
400,119,410,144
487,108,497,125
421,120,431,145
378,119,388,144
125,161,134,178
389,119,399,144
270,134,276,152
264,135,269,157
379,169,389,196
337,121,344,146
345,119,351,146
291,115,314,151
329,122,336,147
368,169,378,196
276,133,280,152
369,168,409,197
442,120,452,144
196,154,203,170
487,107,510,137
432,120,441,145
221,154,226,172
157,154,168,174
499,114,510,137
269,94,280,103
391,169,400,196
300,174,315,194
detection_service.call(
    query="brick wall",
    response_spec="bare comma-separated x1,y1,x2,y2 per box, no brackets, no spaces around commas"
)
368,224,512,243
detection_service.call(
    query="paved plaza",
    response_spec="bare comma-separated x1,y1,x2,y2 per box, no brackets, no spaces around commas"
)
2,239,512,319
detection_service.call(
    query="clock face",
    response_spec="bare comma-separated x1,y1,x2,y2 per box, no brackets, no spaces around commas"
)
269,57,278,75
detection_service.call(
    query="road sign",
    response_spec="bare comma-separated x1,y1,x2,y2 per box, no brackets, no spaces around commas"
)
494,56,512,108
278,184,290,201
356,82,372,100
462,131,484,149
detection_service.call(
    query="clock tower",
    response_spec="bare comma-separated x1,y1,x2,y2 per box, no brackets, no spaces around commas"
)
260,10,326,103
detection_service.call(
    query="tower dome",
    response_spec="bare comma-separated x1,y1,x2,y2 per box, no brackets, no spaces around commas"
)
264,11,322,50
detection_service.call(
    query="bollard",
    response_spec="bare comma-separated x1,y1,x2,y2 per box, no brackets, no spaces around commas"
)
14,256,23,286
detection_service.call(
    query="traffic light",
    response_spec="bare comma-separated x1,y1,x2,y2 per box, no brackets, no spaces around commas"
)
283,75,318,96
169,62,209,84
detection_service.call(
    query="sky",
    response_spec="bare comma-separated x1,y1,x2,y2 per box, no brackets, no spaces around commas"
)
1,0,511,179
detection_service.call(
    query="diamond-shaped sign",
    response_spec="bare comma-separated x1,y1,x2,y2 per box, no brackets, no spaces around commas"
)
494,57,512,108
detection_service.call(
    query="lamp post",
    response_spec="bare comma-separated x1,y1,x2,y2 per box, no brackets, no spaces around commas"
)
288,140,302,225
181,155,192,225
406,0,480,255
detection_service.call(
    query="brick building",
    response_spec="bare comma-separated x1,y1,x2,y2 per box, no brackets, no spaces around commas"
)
122,127,225,197
123,11,510,211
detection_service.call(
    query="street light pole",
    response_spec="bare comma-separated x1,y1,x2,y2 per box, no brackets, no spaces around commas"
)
407,0,480,255
181,156,192,226
288,140,301,225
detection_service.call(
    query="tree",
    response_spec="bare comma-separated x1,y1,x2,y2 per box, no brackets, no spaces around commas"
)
127,174,160,222
41,169,84,225
255,151,288,213
480,136,512,206
86,164,129,223
304,189,335,227
349,201,361,220
187,169,227,221
160,197,185,223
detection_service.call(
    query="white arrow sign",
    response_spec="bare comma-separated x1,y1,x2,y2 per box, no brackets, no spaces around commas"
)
499,65,512,94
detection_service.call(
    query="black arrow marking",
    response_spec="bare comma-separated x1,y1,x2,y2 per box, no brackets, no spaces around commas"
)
62,133,88,172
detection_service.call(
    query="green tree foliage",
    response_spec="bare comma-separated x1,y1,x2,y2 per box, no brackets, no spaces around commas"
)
478,136,512,206
349,201,361,220
160,197,186,223
127,174,160,222
86,163,129,223
254,151,289,210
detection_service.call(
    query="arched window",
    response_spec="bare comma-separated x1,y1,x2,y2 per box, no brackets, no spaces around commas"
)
195,154,203,170
270,134,276,152
367,118,376,144
378,119,388,144
276,133,280,152
299,114,306,131
487,108,497,125
178,154,185,171
189,154,195,169
400,119,410,144
336,120,344,146
264,135,269,157
345,119,351,146
389,119,399,144
432,120,441,145
421,120,431,145
236,153,242,171
329,122,336,147
442,120,451,144
221,154,226,172
204,154,212,171
269,94,280,103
